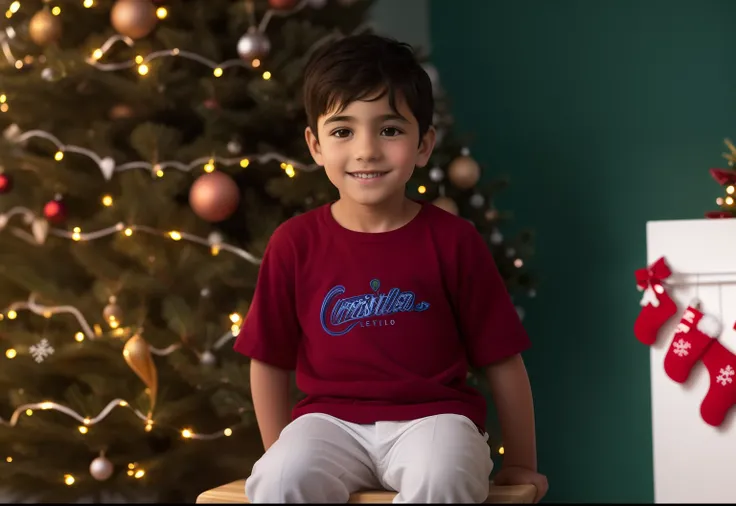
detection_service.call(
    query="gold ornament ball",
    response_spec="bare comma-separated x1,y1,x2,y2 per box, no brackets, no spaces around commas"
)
447,155,481,190
189,171,241,222
29,9,62,46
111,0,158,40
432,196,459,215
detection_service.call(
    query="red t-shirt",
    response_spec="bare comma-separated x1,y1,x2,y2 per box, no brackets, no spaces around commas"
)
233,201,531,431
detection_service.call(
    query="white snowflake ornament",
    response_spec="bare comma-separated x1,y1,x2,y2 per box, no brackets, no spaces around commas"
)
29,338,55,363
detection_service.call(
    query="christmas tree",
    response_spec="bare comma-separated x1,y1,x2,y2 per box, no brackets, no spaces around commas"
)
0,0,536,502
706,139,736,218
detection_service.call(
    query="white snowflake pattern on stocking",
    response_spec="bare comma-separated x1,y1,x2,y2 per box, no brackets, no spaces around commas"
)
672,338,691,357
716,365,735,386
29,338,55,363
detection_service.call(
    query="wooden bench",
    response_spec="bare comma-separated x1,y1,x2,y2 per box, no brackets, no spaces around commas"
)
196,479,537,504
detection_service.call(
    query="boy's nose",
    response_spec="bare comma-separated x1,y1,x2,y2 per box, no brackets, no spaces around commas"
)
354,135,381,163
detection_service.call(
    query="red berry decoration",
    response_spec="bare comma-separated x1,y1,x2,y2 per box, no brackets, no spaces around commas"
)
0,173,11,194
43,198,66,224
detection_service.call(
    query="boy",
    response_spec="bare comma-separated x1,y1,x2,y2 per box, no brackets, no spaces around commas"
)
233,34,548,504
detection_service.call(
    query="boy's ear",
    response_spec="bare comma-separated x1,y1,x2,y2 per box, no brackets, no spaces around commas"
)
304,126,324,166
415,126,436,168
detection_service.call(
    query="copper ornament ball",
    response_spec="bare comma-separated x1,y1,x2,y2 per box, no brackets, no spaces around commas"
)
432,196,459,216
189,171,240,222
110,0,158,40
269,0,300,8
447,155,481,190
29,9,62,46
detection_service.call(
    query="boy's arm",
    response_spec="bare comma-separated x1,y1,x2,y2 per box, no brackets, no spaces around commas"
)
484,354,548,503
484,354,536,470
250,359,293,452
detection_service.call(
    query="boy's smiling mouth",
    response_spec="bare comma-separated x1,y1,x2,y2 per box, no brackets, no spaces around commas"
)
347,171,389,180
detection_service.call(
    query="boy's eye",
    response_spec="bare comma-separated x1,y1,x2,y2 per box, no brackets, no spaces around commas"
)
381,127,402,137
331,128,351,138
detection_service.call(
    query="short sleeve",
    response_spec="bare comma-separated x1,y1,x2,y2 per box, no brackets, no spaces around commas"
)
233,225,301,370
454,226,531,368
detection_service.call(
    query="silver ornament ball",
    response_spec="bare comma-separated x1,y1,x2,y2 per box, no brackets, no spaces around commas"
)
227,140,241,154
89,455,114,481
469,193,485,208
429,167,444,182
237,31,271,61
200,350,216,366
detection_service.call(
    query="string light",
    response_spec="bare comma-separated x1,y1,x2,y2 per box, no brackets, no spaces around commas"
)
74,331,85,342
262,71,271,80
498,446,505,455
728,185,735,195
0,398,241,441
64,474,75,486
51,6,61,15
418,185,427,194
155,7,167,19
101,195,113,207
5,349,16,359
8,128,318,179
83,0,94,7
0,208,262,264
5,457,11,463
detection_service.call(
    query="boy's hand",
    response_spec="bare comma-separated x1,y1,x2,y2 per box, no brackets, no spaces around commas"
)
493,465,548,503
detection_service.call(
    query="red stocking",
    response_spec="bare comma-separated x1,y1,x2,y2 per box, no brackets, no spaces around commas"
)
663,302,721,383
700,337,736,427
634,257,678,346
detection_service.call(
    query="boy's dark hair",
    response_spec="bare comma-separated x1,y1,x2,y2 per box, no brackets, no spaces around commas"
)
303,33,434,140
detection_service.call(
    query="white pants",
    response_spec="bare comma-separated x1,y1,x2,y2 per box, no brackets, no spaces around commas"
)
245,412,493,504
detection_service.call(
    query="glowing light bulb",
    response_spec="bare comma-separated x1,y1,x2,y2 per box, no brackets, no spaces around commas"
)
14,60,22,69
75,332,84,342
156,7,167,19
25,409,33,416
92,48,103,60
7,310,17,319
102,195,113,206
1,103,9,112
72,227,82,241
138,64,149,76
204,159,215,173
0,94,5,103
123,227,133,236
285,166,296,178
251,58,261,68
156,168,164,178
78,426,88,434
134,469,145,478
5,349,16,359
231,324,241,335
514,258,524,268
717,197,724,205
83,0,94,7
498,446,505,455
145,420,154,432
135,55,144,64
224,428,233,436
54,151,64,161
128,463,135,470
5,456,11,463
169,231,182,241
418,185,426,194
64,474,75,485
728,185,735,195
119,400,128,407
230,313,241,323
181,429,193,439
9,2,19,13
262,71,271,80
83,417,91,425
211,245,220,256
41,402,52,410
240,158,250,168
727,196,734,206
213,67,223,77
51,6,61,15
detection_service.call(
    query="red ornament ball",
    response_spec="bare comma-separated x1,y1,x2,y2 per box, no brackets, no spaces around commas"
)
0,173,12,193
268,0,299,9
189,171,240,222
43,199,66,223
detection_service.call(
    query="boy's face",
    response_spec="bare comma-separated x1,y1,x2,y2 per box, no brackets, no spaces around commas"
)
305,91,435,208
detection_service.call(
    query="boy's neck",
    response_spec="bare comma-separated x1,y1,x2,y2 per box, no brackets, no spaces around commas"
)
331,195,421,234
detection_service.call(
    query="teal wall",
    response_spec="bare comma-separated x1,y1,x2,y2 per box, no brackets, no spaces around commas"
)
429,0,736,502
